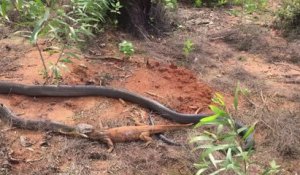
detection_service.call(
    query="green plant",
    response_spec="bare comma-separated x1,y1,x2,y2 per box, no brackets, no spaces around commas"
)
163,0,178,9
190,85,280,174
0,0,110,81
1,0,47,24
242,0,268,14
197,0,267,14
183,39,194,57
49,62,67,80
262,160,281,175
195,0,202,7
110,0,123,25
217,0,228,6
276,0,300,34
119,40,134,58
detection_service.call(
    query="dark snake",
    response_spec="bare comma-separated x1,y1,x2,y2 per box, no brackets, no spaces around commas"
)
0,81,254,149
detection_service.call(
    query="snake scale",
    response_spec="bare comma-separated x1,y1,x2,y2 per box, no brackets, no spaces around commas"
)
0,81,254,149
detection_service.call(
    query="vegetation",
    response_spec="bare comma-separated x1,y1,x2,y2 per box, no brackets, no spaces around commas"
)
119,40,135,58
163,0,178,9
276,0,300,36
191,85,281,174
183,39,194,57
0,0,114,81
193,0,267,14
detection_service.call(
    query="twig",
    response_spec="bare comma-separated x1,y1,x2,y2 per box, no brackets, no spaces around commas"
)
26,156,44,163
84,54,122,61
260,90,270,112
145,92,164,99
194,107,203,114
258,118,275,134
36,42,48,77
281,79,300,84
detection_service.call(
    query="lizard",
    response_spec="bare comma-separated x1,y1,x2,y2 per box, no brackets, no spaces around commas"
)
80,123,192,152
0,103,191,152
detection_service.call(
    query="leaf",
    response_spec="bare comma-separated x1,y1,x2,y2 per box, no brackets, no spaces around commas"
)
233,82,240,110
243,121,257,140
200,113,219,123
209,168,226,175
235,149,249,161
190,135,214,143
0,0,8,20
195,118,226,128
219,134,236,143
192,144,214,151
237,126,248,134
16,0,23,11
201,144,234,158
69,26,77,40
270,160,280,169
226,148,232,162
262,160,281,175
194,163,209,169
213,93,225,106
209,105,226,116
217,124,224,134
30,8,50,44
208,153,217,168
60,58,72,63
195,168,208,175
65,52,80,59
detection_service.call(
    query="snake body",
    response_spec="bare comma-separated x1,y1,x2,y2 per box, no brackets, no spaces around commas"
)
0,103,75,132
0,81,209,123
0,81,254,149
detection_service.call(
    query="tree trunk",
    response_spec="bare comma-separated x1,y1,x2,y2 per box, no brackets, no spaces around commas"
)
119,0,152,38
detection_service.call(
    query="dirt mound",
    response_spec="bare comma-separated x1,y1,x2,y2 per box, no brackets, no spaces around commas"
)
125,62,213,114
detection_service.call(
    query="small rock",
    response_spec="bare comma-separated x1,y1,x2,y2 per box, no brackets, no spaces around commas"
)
99,43,106,48
79,64,88,69
20,136,33,147
40,140,50,147
88,152,108,160
195,19,210,25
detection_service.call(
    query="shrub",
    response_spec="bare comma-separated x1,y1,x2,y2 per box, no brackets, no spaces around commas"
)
0,0,112,80
193,0,267,14
183,39,194,57
190,85,281,174
119,40,134,58
276,0,300,36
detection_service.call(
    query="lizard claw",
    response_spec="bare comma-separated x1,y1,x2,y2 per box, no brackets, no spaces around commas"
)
144,141,153,148
107,147,114,153
79,133,88,138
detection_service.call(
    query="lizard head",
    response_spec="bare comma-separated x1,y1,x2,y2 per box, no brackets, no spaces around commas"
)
75,123,94,134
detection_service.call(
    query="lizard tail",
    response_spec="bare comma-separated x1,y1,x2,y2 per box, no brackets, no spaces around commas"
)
150,123,193,133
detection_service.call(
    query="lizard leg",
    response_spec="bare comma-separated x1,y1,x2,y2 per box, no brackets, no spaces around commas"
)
58,129,88,138
132,118,145,126
140,132,153,146
103,137,114,152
